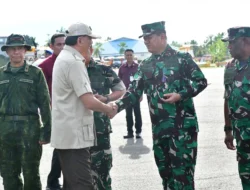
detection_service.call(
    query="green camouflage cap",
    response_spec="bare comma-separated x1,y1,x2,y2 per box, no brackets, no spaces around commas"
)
222,27,250,42
139,21,166,38
1,34,31,51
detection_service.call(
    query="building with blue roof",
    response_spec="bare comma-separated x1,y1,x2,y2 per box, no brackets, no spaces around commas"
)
98,37,181,61
100,37,151,60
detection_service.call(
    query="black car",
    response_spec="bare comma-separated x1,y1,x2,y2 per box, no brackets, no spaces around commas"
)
112,57,123,68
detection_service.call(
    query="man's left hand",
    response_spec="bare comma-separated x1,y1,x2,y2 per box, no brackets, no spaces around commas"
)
161,93,181,104
107,103,118,119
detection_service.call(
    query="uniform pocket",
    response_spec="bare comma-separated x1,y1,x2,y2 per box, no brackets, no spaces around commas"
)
19,78,35,94
224,67,236,85
82,116,94,141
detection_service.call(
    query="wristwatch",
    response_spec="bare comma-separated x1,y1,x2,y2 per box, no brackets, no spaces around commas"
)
104,95,110,104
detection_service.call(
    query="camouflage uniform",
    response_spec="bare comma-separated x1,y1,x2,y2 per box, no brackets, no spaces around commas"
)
0,34,51,190
87,59,125,190
223,26,250,190
116,22,207,190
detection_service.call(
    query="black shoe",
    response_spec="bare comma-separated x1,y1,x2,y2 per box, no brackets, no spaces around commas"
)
46,185,62,190
136,133,141,139
123,133,134,139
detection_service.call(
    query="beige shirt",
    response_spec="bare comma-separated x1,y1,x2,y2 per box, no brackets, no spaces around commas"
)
51,45,94,149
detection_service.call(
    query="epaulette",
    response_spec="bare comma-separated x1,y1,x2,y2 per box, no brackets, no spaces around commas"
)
177,52,192,59
1,64,7,71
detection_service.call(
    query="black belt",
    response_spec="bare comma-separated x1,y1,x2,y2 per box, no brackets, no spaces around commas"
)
0,115,39,121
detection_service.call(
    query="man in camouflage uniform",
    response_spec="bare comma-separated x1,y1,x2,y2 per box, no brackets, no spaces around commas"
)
223,27,250,190
87,47,126,190
112,21,207,190
0,34,51,190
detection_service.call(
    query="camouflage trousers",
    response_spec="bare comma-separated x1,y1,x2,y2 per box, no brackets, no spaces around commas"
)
0,120,42,190
153,132,197,190
236,139,250,190
90,134,112,190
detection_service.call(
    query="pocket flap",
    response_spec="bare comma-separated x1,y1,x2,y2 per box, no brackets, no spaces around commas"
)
224,68,236,84
82,116,94,126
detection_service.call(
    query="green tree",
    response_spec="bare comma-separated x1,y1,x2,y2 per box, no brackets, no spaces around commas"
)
190,40,198,45
170,41,182,47
204,35,214,48
56,27,66,33
45,34,50,46
193,45,207,57
105,37,112,41
93,42,104,58
24,35,39,47
118,42,128,54
30,37,39,48
207,33,228,63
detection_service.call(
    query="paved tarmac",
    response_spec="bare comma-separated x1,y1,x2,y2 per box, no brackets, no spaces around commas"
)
0,67,243,190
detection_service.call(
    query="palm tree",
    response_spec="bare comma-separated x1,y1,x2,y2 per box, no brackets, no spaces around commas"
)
190,40,198,46
45,34,50,46
93,42,104,59
24,35,39,48
105,37,112,41
118,42,128,55
56,27,66,34
30,37,39,48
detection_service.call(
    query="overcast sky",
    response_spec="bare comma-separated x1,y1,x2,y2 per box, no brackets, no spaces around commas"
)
1,0,248,46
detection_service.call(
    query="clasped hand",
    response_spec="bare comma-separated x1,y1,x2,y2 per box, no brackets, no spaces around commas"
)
106,102,118,119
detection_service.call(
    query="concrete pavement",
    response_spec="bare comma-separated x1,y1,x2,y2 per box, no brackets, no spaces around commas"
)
0,68,242,190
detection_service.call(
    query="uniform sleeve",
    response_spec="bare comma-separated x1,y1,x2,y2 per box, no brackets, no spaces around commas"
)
68,60,92,97
115,65,144,112
107,67,126,92
36,70,51,142
223,62,235,100
178,53,207,100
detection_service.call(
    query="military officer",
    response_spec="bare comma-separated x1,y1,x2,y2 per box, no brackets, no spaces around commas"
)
0,34,51,190
111,21,207,190
223,27,250,190
87,46,125,190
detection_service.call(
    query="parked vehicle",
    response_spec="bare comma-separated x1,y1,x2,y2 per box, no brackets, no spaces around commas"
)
112,56,124,68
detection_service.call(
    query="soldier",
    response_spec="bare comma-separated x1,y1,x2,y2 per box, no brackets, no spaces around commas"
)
111,21,207,189
0,34,51,190
222,27,250,190
87,46,126,190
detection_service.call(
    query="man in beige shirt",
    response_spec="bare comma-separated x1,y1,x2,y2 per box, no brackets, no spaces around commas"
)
51,22,116,190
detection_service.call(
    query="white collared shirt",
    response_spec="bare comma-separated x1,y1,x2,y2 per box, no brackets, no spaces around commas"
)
51,45,94,149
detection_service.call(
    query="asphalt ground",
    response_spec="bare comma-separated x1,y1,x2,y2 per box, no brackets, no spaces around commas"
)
0,67,242,190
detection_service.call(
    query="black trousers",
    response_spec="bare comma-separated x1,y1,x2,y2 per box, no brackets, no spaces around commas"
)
125,101,142,134
47,149,62,187
57,148,94,190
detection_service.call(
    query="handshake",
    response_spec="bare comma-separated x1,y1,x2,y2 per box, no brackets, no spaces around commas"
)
106,102,118,119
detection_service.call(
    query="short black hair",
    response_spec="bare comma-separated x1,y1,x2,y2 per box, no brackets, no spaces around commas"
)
65,35,91,46
51,33,65,45
65,36,79,46
124,49,134,54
